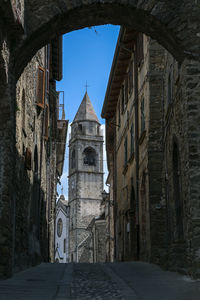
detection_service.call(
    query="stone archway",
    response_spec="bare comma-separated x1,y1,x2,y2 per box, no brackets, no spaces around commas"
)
10,0,200,79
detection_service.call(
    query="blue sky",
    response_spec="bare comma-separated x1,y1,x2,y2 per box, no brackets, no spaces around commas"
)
56,25,120,199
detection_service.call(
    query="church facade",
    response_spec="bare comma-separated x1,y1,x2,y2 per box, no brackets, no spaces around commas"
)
55,194,70,263
68,92,104,263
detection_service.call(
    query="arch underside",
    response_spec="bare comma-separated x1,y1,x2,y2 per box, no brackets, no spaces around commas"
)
13,0,200,78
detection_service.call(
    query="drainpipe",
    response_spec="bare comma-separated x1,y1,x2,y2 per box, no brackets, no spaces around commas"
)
134,47,140,260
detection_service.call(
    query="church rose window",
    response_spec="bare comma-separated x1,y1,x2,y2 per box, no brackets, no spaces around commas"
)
83,147,96,166
57,218,63,237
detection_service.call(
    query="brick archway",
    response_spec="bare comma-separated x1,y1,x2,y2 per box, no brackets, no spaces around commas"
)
12,0,200,78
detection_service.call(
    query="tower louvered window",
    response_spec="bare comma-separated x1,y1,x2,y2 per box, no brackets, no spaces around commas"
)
83,147,96,166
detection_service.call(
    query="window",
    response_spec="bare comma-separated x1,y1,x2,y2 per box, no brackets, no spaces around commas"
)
121,85,125,113
64,238,66,253
124,137,128,166
46,45,50,94
173,140,183,239
57,218,63,237
168,71,172,105
25,148,32,170
21,89,26,131
125,76,128,105
118,100,121,126
34,146,38,174
136,33,144,66
140,98,145,134
71,149,75,169
130,124,134,155
44,104,49,139
78,124,82,132
89,122,93,133
37,66,45,108
83,147,96,166
128,60,133,94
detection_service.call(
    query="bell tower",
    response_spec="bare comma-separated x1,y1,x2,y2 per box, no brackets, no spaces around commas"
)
68,92,103,262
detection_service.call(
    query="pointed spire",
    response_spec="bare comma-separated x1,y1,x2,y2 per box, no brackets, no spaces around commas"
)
73,92,99,123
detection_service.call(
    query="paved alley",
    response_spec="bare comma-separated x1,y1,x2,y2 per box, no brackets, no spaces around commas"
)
0,262,199,300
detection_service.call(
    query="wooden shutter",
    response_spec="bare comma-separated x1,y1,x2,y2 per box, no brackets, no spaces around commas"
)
44,104,49,139
37,66,45,108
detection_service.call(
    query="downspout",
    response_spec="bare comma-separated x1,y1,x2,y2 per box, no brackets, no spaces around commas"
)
134,47,140,260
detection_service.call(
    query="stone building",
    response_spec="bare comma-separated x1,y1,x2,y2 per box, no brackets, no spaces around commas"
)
55,194,70,263
102,27,198,274
1,36,68,276
68,92,104,263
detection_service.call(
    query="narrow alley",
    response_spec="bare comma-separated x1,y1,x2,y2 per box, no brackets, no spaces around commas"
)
0,262,199,300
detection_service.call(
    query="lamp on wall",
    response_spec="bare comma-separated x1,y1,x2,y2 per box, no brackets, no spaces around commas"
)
102,190,113,206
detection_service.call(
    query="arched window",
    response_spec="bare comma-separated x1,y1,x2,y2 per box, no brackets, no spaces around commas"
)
173,140,183,239
71,149,75,169
83,147,96,166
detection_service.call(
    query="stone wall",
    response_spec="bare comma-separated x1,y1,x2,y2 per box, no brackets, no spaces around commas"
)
0,42,58,277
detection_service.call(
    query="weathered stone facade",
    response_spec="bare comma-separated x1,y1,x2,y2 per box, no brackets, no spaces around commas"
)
1,0,200,278
102,26,200,277
68,92,104,263
0,33,67,277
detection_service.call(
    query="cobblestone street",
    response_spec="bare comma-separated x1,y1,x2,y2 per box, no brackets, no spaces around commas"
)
0,262,199,300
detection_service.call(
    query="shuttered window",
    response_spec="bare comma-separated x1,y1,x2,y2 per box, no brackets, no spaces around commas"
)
37,66,45,108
